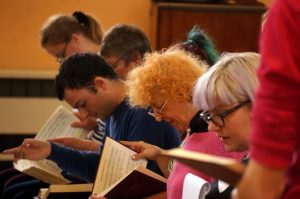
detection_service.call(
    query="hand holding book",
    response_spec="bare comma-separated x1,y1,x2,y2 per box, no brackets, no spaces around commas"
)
120,140,171,177
2,106,89,184
120,140,163,160
3,139,51,160
71,109,98,130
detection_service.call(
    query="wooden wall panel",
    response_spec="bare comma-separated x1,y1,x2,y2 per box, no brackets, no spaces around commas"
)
152,3,266,52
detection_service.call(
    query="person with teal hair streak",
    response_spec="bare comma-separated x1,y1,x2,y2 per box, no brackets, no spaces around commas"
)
176,25,219,66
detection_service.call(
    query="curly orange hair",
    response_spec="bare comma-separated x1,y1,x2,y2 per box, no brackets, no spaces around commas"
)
126,49,207,108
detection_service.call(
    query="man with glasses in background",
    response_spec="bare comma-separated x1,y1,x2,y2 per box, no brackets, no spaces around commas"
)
100,23,152,80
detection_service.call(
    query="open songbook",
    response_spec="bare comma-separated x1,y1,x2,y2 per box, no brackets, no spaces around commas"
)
160,149,246,185
92,137,167,198
14,105,88,184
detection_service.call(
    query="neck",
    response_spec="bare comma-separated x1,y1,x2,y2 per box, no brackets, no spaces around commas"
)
185,103,200,124
112,80,127,106
80,36,100,53
178,101,200,132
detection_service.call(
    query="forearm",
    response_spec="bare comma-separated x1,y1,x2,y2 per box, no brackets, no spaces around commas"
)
78,140,101,151
155,156,171,178
48,143,100,182
237,160,286,199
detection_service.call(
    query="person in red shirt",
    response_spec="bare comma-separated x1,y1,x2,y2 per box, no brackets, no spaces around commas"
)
235,0,300,198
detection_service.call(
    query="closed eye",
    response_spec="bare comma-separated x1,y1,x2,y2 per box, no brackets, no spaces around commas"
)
75,100,86,109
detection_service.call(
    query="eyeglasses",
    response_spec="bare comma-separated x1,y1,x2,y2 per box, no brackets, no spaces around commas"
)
148,98,169,118
200,100,251,128
110,54,129,69
56,41,69,64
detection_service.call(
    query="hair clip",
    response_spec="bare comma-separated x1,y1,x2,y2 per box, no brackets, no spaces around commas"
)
73,11,88,26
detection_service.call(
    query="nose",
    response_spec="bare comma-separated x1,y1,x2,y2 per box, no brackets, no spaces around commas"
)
208,121,220,132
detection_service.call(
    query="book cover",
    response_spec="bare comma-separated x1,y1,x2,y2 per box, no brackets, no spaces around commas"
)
102,165,166,199
160,148,245,185
13,105,88,184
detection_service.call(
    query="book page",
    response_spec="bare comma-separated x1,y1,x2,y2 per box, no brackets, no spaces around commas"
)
38,188,49,199
14,159,71,184
35,105,87,140
14,106,88,184
93,137,147,194
182,173,210,199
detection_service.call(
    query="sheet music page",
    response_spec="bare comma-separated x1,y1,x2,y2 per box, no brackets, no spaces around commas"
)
14,159,62,175
14,106,88,184
93,137,147,194
182,173,210,199
35,106,87,140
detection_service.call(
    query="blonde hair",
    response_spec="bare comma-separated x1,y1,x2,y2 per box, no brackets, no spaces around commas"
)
193,52,260,110
127,49,207,108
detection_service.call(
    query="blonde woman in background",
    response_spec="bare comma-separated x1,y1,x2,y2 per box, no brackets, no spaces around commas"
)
0,11,103,199
41,11,102,64
41,11,108,148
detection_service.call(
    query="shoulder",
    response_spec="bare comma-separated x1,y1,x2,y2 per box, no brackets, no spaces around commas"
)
270,0,300,18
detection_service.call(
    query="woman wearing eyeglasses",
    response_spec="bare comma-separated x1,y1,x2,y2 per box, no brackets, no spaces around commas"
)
193,52,260,198
41,11,102,64
194,52,258,153
0,11,103,199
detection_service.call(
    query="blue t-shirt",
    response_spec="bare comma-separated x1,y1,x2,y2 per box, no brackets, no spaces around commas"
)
48,99,180,182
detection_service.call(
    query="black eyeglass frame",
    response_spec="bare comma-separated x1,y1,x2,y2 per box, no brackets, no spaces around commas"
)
110,53,130,69
200,100,251,127
56,37,71,64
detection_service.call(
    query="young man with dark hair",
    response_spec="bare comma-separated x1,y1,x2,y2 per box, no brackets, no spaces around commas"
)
4,53,181,183
71,24,152,139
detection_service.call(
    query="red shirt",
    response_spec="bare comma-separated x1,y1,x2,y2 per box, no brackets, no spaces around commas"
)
250,0,300,198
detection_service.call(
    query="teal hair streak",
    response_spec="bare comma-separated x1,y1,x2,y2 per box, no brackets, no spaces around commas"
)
187,26,219,66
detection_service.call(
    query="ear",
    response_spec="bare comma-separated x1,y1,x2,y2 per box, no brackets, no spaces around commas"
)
70,33,81,44
131,51,142,65
93,77,107,91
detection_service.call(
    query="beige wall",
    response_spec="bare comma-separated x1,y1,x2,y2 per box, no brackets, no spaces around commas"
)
0,0,151,71
0,1,152,135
